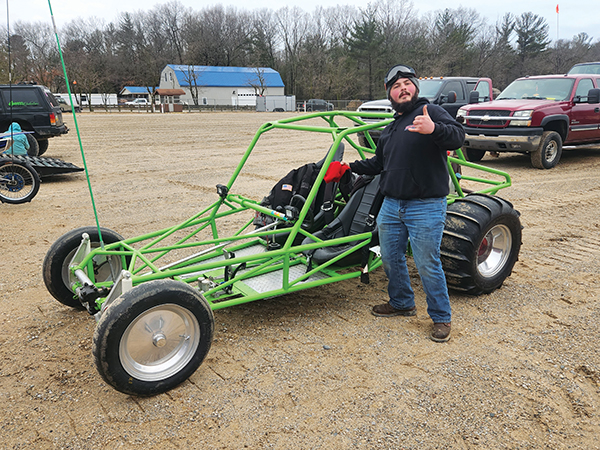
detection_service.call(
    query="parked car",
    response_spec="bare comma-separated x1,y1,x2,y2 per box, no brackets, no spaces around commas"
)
567,62,600,75
457,74,600,168
55,95,81,113
304,99,334,112
357,76,493,146
0,84,68,156
125,98,150,106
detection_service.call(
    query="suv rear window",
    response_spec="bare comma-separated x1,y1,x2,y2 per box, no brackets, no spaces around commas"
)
1,88,43,109
44,89,60,107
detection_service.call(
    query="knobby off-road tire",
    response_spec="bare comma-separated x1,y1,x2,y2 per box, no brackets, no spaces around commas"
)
93,279,214,396
43,226,126,308
441,194,522,295
26,134,39,157
530,131,562,169
0,160,40,204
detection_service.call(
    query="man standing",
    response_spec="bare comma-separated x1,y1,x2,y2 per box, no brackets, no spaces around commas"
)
349,64,465,342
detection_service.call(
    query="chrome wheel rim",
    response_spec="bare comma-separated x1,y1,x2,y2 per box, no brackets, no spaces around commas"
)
119,304,200,382
544,140,558,162
477,224,512,278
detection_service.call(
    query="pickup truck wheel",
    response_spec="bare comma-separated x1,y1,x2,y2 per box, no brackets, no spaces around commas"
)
441,194,522,295
465,148,486,162
358,133,368,147
37,139,49,155
531,131,562,169
358,132,377,149
26,135,39,157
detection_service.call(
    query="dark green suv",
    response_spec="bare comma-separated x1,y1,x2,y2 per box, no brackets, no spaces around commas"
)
0,84,69,156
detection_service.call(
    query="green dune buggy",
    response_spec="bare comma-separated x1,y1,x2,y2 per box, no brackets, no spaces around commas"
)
43,110,522,396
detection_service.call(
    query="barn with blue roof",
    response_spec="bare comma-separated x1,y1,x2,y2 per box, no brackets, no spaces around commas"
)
158,65,285,107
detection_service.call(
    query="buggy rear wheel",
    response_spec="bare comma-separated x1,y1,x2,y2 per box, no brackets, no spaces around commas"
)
93,280,214,396
0,160,40,204
43,226,126,308
441,194,522,295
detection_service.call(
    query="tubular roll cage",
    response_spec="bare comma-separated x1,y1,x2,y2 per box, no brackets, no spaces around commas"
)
68,111,512,316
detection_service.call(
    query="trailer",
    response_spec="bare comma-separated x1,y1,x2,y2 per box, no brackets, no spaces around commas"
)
256,95,296,112
59,93,119,107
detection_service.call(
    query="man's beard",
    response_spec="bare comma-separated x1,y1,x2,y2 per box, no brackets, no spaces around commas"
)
391,94,419,114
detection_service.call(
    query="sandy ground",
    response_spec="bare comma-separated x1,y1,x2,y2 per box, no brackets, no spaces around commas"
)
1,111,600,449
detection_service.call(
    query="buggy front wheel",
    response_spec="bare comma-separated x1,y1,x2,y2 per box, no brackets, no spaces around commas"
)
93,279,214,396
441,194,522,295
43,226,126,308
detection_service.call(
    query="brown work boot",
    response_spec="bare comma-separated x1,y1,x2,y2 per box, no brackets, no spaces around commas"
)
371,302,417,317
431,323,451,342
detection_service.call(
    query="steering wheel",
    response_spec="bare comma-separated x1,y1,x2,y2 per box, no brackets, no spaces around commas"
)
290,194,314,230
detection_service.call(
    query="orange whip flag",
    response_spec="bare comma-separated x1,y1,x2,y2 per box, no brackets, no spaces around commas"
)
556,4,559,13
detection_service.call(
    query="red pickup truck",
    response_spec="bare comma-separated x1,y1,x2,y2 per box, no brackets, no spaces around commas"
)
457,74,600,168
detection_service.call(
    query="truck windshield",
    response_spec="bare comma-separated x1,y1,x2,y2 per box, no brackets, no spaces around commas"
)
497,78,574,101
568,63,600,75
419,80,444,99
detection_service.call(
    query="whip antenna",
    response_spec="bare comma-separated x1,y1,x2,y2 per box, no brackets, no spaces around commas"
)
47,0,105,248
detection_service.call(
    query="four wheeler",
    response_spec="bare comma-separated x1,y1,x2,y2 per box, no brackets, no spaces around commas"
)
43,111,522,396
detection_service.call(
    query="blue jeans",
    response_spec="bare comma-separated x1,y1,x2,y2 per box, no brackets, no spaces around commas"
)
377,196,451,323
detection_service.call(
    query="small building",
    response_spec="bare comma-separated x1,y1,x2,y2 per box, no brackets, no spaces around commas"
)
158,65,285,107
119,86,154,103
156,88,186,105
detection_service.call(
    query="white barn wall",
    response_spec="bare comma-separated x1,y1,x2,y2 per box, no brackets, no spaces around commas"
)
158,66,284,106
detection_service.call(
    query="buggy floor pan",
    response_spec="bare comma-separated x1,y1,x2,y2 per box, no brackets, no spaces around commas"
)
181,242,331,297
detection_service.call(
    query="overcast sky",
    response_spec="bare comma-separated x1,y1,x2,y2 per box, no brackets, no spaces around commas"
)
8,0,600,45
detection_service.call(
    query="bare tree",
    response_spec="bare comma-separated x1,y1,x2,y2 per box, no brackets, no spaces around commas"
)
276,6,310,96
246,67,269,96
62,18,111,110
154,1,189,65
249,9,280,68
4,2,598,105
12,21,60,88
180,65,205,105
553,33,594,73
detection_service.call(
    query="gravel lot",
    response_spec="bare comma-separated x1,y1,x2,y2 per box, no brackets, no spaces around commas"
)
1,111,599,449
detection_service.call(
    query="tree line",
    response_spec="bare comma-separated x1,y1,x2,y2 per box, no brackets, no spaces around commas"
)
1,0,599,102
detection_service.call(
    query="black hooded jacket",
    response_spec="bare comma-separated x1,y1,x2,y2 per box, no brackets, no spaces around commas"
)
350,98,464,200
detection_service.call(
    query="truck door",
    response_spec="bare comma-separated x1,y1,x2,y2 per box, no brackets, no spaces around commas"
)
440,80,465,118
569,78,599,142
474,79,492,102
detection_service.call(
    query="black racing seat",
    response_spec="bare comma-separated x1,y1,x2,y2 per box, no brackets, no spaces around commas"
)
255,142,348,246
302,174,381,267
